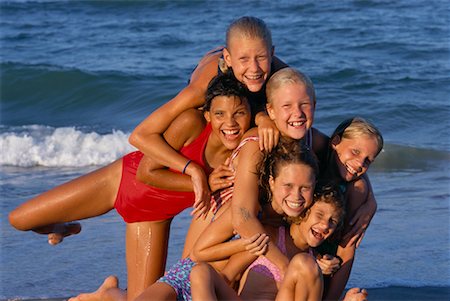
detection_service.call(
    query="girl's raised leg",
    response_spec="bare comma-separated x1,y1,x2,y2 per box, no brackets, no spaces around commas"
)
8,159,123,242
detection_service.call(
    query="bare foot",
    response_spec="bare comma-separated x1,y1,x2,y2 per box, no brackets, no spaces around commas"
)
48,222,82,245
68,275,119,301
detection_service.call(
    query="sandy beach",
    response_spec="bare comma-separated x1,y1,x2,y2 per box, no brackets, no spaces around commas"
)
4,286,449,301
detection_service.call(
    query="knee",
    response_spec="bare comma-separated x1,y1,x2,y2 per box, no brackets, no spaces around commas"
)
289,253,321,279
190,263,212,286
8,209,28,231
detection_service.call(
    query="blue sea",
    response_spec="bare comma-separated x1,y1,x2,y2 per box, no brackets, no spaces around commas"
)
1,0,449,299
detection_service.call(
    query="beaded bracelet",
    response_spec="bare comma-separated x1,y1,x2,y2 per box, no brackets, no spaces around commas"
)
182,160,192,174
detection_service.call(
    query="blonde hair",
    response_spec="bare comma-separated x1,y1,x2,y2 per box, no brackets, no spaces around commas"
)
332,117,384,156
226,16,272,50
266,67,316,105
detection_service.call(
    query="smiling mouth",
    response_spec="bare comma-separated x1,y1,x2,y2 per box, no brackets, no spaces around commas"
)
311,228,325,241
288,120,306,128
245,74,263,81
286,199,305,210
345,164,362,177
222,129,240,139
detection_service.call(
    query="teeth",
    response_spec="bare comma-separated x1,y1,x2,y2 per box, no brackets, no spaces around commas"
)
311,229,323,240
346,165,357,175
223,129,239,135
246,74,262,80
289,121,305,127
287,200,304,209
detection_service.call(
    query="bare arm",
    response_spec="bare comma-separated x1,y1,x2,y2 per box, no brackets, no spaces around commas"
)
135,109,205,191
231,132,290,274
191,206,268,263
129,50,220,171
324,179,369,300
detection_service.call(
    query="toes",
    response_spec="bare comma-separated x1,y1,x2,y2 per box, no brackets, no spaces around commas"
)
48,233,63,245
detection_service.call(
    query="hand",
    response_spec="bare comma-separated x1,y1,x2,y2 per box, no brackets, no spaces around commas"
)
342,193,377,248
242,233,270,256
316,254,341,276
343,288,368,301
186,162,211,219
257,115,280,152
208,158,234,193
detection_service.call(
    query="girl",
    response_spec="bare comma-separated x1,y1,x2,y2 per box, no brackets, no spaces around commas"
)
315,117,383,300
189,183,347,301
8,72,252,301
129,16,289,215
135,138,319,301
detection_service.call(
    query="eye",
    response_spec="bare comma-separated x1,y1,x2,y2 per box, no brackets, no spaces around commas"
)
235,110,246,116
301,186,312,193
257,55,268,61
352,149,360,155
214,111,224,117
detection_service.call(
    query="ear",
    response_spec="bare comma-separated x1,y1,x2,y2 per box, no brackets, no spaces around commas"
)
204,111,211,123
331,135,341,150
223,48,232,67
266,103,276,120
269,175,275,193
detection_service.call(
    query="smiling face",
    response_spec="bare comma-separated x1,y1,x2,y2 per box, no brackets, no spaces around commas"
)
205,95,251,150
332,134,379,182
269,163,316,218
298,201,341,248
223,36,273,93
266,83,315,140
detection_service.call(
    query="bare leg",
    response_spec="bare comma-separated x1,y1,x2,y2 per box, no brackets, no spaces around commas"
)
190,262,241,301
275,253,323,301
181,212,213,258
126,220,172,301
8,159,123,241
134,282,177,301
68,275,125,301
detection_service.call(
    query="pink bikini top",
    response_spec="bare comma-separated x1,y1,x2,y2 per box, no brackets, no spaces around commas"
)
248,226,314,283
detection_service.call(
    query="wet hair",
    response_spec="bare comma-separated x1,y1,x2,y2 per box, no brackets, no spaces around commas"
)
226,16,273,50
258,138,319,204
203,72,249,112
288,182,345,229
331,117,384,156
266,67,316,105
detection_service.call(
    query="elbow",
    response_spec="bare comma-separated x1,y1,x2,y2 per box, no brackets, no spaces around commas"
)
128,128,142,150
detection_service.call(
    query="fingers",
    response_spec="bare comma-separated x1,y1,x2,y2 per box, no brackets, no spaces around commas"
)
243,233,270,256
356,231,366,248
316,255,341,275
258,127,280,152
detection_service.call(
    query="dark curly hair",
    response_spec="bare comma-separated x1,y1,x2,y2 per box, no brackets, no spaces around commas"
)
203,72,249,112
258,137,319,205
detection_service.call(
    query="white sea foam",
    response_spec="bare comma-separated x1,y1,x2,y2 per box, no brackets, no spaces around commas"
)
0,125,135,167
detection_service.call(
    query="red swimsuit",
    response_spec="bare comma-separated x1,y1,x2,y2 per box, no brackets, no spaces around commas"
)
114,124,212,223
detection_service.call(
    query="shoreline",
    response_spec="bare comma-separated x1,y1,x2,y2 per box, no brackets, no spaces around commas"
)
3,286,449,301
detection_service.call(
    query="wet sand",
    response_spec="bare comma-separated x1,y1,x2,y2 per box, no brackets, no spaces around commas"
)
3,286,449,301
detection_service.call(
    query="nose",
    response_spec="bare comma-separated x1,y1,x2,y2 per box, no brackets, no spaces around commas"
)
293,104,304,117
248,58,259,72
225,114,238,126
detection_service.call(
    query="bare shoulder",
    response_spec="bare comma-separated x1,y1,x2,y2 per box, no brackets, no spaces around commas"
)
242,127,259,139
165,109,206,146
347,178,369,199
189,47,223,86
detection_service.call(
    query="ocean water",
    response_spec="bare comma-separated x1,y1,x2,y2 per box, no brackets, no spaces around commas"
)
1,0,449,299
